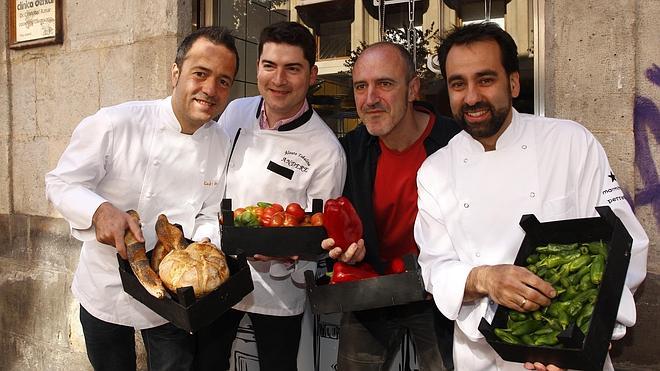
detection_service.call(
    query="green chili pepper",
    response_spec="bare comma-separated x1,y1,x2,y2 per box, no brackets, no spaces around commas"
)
256,201,272,208
494,328,522,344
526,254,540,264
533,331,561,346
538,255,566,269
536,243,578,254
508,311,528,322
591,255,605,285
567,255,592,272
579,320,591,335
527,264,538,274
511,319,543,336
547,301,571,317
531,310,543,321
545,269,562,285
557,309,570,329
566,300,584,317
559,286,579,301
586,240,608,257
521,334,535,345
578,272,595,291
568,264,592,285
532,327,555,336
576,303,594,328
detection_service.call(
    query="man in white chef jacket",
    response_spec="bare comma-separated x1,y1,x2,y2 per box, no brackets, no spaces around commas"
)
413,22,648,371
195,22,346,371
45,27,239,371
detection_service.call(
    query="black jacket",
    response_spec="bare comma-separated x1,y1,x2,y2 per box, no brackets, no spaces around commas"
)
339,101,462,273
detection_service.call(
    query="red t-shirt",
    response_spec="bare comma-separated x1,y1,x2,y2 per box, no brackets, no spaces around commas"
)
373,108,435,262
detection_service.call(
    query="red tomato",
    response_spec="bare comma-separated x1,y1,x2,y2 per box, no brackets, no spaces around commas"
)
270,203,284,213
310,212,324,226
261,206,279,226
269,212,285,227
285,203,306,222
282,212,299,227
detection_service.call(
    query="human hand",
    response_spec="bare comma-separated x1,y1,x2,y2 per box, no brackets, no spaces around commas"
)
92,202,143,259
523,362,565,371
321,238,365,264
467,264,556,311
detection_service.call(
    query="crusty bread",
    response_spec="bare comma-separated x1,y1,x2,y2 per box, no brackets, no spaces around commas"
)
158,242,230,298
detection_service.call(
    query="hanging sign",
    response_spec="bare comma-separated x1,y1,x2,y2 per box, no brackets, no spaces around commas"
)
9,0,63,49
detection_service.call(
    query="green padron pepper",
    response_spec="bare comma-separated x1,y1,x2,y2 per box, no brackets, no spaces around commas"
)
494,328,522,345
591,255,605,285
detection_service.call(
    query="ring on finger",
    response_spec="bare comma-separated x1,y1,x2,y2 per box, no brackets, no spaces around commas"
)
520,297,527,307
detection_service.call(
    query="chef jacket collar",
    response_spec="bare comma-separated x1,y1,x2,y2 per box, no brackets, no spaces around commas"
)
162,96,216,135
254,97,314,132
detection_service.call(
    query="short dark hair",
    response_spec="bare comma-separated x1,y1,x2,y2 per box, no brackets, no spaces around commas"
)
359,42,416,81
437,22,519,79
258,22,316,69
175,26,240,76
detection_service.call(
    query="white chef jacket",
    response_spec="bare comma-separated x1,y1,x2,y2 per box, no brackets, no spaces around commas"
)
414,109,648,370
219,96,346,316
45,97,230,329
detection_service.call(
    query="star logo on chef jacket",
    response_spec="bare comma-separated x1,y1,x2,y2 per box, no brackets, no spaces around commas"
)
608,171,617,182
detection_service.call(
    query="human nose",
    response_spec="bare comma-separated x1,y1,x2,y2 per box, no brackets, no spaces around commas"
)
366,85,380,105
464,83,481,106
272,68,287,86
201,78,217,97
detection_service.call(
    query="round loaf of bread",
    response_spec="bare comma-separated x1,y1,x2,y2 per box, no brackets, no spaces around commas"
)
158,242,230,298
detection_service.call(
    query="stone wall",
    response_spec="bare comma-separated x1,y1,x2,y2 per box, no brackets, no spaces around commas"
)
0,1,191,369
545,1,659,369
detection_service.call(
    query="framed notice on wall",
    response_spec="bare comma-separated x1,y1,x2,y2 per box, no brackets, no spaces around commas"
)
9,0,62,49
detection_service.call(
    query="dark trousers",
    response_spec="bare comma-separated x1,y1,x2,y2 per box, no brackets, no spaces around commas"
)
337,301,454,371
196,308,304,371
80,305,195,371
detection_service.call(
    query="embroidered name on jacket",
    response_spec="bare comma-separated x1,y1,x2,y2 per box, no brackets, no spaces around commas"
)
281,150,310,173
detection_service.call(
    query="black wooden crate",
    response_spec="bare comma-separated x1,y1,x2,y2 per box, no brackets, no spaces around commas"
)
220,198,327,259
478,206,633,370
304,254,427,314
118,253,253,333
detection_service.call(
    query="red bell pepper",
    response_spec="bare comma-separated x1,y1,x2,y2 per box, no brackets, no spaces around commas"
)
323,197,363,251
385,257,406,274
330,262,379,284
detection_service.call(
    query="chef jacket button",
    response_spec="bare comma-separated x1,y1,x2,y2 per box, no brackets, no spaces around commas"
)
153,160,160,166
463,158,468,163
463,203,470,208
489,300,495,305
521,144,528,150
146,193,153,198
530,192,536,198
200,168,205,173
475,252,481,257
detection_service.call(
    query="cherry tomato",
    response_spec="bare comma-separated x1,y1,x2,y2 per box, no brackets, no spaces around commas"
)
310,212,324,226
285,203,306,223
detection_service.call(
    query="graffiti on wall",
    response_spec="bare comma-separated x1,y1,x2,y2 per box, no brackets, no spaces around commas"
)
634,64,660,224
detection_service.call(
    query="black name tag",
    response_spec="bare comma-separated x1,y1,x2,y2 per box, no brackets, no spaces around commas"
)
267,161,294,180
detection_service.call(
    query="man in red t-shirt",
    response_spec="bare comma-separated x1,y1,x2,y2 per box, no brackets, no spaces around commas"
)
322,42,461,370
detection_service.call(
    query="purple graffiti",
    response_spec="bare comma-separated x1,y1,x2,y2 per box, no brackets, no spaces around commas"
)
633,64,660,223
